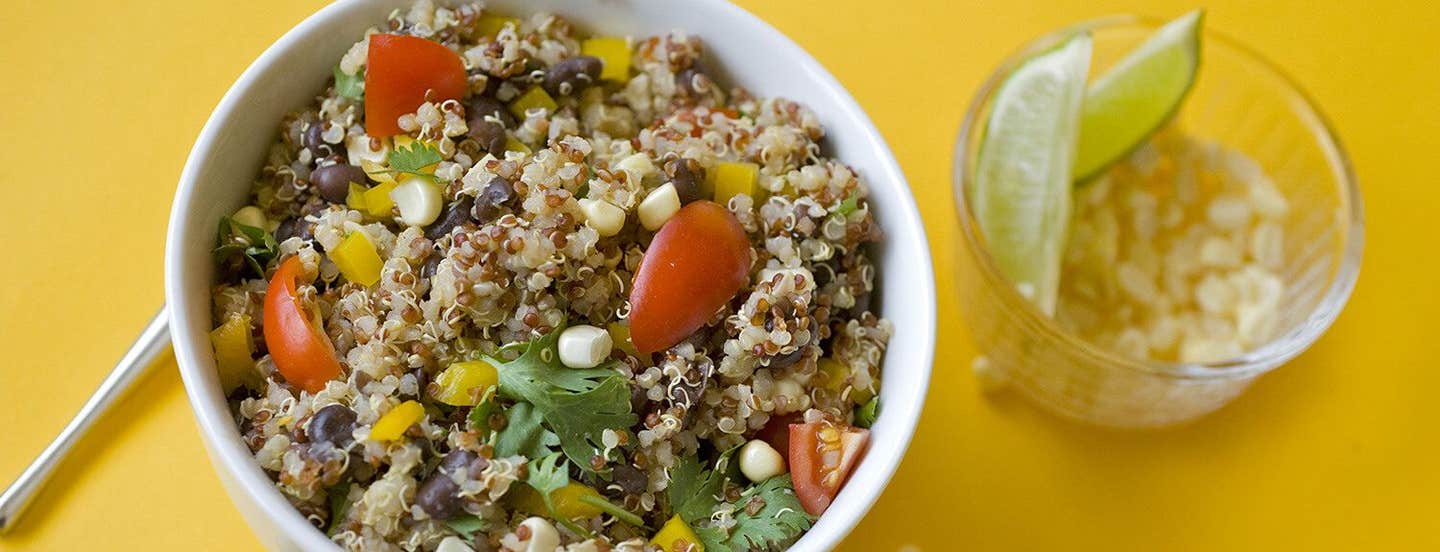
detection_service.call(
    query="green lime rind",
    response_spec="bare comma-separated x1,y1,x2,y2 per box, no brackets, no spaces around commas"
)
1073,9,1204,181
973,33,1092,316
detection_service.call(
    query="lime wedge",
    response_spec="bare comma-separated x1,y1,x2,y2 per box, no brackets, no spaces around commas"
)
1073,9,1203,181
973,33,1092,315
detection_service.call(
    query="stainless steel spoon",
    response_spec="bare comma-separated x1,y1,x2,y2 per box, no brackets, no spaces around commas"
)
0,308,170,534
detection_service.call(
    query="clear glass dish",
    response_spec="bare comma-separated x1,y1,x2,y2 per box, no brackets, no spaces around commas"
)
952,15,1363,428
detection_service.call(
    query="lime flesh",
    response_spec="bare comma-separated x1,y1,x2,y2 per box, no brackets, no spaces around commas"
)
1073,9,1204,181
973,33,1092,316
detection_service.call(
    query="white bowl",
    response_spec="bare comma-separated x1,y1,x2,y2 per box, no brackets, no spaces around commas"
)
164,0,936,549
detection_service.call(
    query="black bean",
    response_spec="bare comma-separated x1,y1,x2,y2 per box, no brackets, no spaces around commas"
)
770,345,807,369
426,195,475,240
311,164,368,203
467,95,514,127
416,473,463,519
304,122,343,159
543,55,602,96
470,176,514,223
675,68,715,98
629,385,648,415
850,292,872,316
421,254,443,280
417,450,484,519
610,464,647,495
468,120,507,156
276,217,314,243
664,158,705,205
440,449,480,475
307,404,357,447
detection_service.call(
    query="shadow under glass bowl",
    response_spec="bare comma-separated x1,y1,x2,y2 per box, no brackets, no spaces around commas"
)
951,15,1363,428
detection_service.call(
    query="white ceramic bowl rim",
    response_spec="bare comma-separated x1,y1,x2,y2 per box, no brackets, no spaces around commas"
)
165,1,936,550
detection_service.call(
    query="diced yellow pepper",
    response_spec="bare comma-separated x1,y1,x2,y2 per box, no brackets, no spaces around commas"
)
430,360,500,406
708,161,762,204
369,400,424,442
550,483,604,520
607,322,640,358
651,515,703,552
818,357,874,405
582,37,631,82
209,314,254,392
346,182,369,211
508,86,558,120
362,181,399,217
330,231,383,287
361,157,395,184
475,13,519,37
504,136,531,154
507,485,548,516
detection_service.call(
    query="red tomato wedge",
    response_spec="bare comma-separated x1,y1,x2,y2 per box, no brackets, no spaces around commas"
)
364,34,468,137
757,413,802,462
789,422,869,516
263,256,342,393
629,201,752,355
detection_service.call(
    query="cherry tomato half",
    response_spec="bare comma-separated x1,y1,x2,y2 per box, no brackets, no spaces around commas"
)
364,34,468,137
629,201,752,355
263,256,341,393
789,421,869,516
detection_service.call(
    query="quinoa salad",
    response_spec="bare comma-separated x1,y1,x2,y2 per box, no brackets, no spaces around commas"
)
207,2,890,551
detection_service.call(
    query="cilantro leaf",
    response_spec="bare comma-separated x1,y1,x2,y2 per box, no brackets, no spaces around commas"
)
386,140,443,178
855,397,880,428
213,215,278,278
667,448,739,524
445,515,486,539
526,452,570,500
696,475,813,551
834,194,860,216
493,401,560,459
490,324,637,472
334,65,364,100
326,482,353,536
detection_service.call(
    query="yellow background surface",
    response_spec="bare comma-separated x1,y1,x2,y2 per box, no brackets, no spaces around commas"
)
2,0,1437,550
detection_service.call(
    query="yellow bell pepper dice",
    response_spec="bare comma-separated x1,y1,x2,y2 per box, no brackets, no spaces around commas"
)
330,231,384,287
475,13,518,37
346,182,369,211
369,400,424,442
607,322,640,358
818,357,873,405
582,37,631,81
363,181,399,217
504,136,532,154
209,314,254,392
549,483,604,519
431,360,500,406
652,515,703,552
505,484,549,516
710,161,761,204
508,86,558,120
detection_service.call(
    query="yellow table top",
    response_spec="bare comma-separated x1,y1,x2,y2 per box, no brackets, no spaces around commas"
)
3,0,1437,549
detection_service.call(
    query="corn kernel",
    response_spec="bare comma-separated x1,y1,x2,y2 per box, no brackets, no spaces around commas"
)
579,198,625,237
582,37,631,81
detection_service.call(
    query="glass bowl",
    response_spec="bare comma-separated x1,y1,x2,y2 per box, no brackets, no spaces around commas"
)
952,15,1363,428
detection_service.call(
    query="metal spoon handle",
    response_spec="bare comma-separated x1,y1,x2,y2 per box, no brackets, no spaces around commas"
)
0,307,171,534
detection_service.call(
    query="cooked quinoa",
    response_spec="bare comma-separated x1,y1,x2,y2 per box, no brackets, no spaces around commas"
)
209,2,890,551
